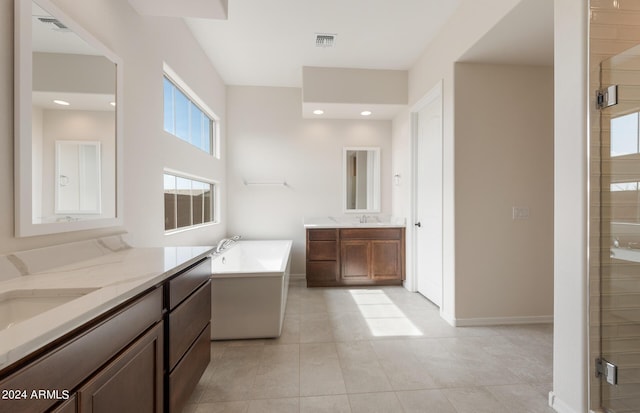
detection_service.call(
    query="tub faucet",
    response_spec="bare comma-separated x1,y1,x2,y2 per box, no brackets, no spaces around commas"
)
216,235,242,253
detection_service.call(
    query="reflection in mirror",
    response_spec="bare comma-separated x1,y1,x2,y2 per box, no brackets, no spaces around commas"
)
609,111,640,225
343,147,380,213
15,0,122,236
611,112,639,158
55,141,101,216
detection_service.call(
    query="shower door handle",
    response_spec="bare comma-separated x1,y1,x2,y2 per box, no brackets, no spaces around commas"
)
415,222,422,228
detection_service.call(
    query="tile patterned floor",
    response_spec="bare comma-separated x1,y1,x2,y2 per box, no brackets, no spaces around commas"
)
184,279,554,413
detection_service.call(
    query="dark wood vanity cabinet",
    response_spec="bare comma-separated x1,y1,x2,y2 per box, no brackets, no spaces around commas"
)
0,257,212,413
306,227,405,287
166,258,211,413
0,287,164,413
306,229,340,286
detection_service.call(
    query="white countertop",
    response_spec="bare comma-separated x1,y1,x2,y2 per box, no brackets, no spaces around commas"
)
304,216,406,228
0,238,213,371
611,247,640,263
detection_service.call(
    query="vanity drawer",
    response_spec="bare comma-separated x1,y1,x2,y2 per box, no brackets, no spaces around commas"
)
307,262,339,283
169,257,211,310
169,323,211,413
169,280,211,370
307,241,338,261
307,229,338,241
340,228,402,240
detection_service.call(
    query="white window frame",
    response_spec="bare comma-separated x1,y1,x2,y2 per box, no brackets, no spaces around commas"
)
163,169,219,234
163,63,220,158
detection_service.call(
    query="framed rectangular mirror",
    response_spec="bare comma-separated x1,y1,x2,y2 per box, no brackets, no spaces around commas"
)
15,0,123,236
343,147,380,213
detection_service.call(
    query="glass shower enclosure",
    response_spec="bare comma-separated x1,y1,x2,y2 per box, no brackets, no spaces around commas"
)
595,43,640,413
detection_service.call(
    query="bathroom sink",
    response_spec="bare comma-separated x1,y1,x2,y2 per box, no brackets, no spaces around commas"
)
0,288,99,330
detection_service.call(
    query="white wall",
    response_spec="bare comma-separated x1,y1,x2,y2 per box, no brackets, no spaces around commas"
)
551,0,589,412
33,52,114,95
302,67,407,105
392,0,523,323
226,86,393,275
1,0,227,253
454,62,554,322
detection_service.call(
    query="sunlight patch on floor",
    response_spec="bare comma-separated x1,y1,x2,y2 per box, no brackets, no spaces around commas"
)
349,289,423,337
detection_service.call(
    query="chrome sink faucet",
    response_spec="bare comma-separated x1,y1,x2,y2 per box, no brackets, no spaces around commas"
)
359,215,368,223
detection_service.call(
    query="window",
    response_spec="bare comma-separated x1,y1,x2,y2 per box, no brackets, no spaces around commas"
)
164,173,215,232
163,75,215,155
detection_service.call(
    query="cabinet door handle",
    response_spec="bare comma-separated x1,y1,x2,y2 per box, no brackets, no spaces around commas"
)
415,222,421,227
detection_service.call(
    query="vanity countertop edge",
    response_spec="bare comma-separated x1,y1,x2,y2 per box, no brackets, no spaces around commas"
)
303,223,406,228
303,216,407,228
0,245,214,372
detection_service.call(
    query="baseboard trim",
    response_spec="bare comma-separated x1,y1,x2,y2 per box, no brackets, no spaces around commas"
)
440,310,456,327
290,273,306,280
548,391,581,413
452,315,553,327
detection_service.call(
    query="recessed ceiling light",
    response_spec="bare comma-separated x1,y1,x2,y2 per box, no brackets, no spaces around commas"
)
313,109,324,115
53,100,70,106
360,110,372,116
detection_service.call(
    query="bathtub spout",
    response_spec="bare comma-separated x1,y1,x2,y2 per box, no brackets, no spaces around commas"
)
216,235,242,253
215,239,227,253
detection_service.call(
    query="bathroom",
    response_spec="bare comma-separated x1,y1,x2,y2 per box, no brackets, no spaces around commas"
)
0,0,420,410
0,0,629,412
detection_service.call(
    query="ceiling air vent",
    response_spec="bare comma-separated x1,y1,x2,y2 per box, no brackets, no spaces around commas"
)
315,33,336,48
37,17,71,32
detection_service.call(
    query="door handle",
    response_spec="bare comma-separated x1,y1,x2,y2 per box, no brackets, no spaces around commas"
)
415,222,421,227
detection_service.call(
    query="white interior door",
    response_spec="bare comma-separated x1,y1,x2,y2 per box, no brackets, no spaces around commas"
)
415,93,443,306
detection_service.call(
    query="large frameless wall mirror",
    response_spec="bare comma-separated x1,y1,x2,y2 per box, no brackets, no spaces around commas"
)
15,0,123,236
343,147,380,213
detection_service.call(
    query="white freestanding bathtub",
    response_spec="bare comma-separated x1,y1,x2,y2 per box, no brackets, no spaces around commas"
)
210,240,292,340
